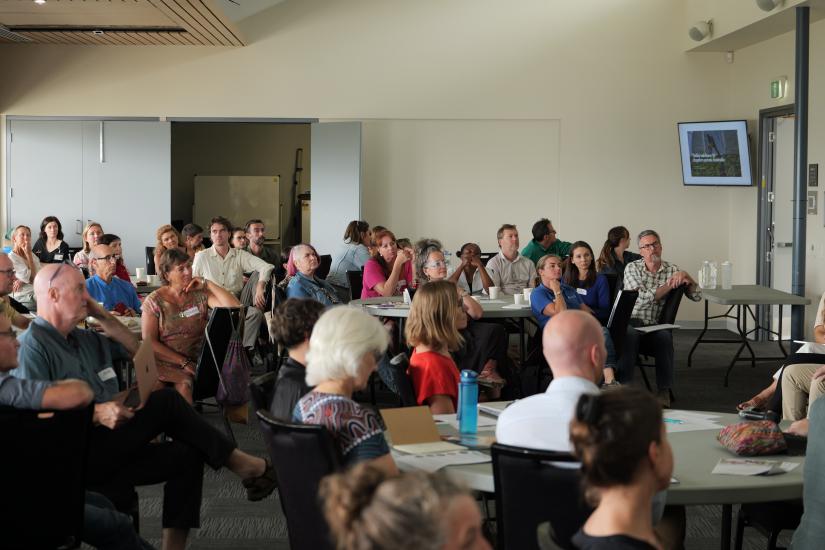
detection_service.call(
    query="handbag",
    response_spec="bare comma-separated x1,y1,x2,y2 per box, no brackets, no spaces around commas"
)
717,420,787,456
206,308,251,423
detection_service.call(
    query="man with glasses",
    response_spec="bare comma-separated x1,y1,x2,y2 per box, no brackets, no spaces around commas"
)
0,253,31,330
619,229,701,407
86,244,142,316
521,218,572,265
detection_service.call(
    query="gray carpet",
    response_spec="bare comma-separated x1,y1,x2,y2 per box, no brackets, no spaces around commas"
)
131,329,799,549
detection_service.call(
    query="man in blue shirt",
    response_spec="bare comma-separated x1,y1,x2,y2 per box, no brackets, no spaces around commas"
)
85,244,142,315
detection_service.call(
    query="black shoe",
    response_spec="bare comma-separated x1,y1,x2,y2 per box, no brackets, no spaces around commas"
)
243,459,277,501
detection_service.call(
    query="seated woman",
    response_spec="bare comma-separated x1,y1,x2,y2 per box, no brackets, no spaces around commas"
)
532,254,619,385
32,216,70,264
361,229,414,299
267,298,326,419
73,222,104,272
416,238,506,389
231,227,249,249
405,280,463,414
141,248,241,403
563,241,612,325
153,224,185,275
448,242,494,296
98,233,131,282
596,225,642,287
570,387,672,550
327,220,372,302
181,223,205,260
286,243,341,306
294,307,398,474
9,225,41,305
321,462,491,550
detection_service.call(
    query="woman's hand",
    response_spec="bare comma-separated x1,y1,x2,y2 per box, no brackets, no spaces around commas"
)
548,279,562,294
395,248,412,266
184,277,205,294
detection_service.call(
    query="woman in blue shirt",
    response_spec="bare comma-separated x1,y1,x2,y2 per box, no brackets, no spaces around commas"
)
286,243,342,306
563,241,611,325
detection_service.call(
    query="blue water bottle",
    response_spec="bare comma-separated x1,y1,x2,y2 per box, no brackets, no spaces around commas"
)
458,369,478,435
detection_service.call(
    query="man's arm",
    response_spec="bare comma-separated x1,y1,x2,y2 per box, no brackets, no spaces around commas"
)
86,301,139,356
240,251,274,309
485,256,501,292
41,380,94,410
191,250,205,279
623,262,656,304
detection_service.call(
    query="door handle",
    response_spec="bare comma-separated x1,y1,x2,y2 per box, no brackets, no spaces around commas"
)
76,220,82,235
775,242,793,248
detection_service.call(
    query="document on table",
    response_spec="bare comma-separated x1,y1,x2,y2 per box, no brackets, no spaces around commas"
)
393,449,492,473
663,410,723,433
501,304,530,310
433,413,497,430
478,401,511,417
635,323,680,334
712,458,800,476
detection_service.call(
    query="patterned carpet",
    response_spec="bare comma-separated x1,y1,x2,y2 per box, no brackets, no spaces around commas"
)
128,329,799,549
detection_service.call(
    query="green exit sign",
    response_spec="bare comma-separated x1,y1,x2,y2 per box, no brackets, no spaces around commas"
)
770,76,787,99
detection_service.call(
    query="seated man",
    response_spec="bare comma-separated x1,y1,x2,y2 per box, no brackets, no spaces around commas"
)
791,397,825,550
13,264,277,550
267,298,326,419
485,224,537,295
245,219,279,265
193,216,274,351
86,244,142,316
0,253,31,330
619,230,701,407
520,217,572,265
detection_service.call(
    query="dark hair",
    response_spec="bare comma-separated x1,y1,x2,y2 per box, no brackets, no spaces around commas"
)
496,224,517,241
280,246,292,265
458,242,481,256
244,219,264,233
269,298,326,349
39,216,64,242
344,220,370,245
570,387,662,491
531,218,552,242
158,248,191,285
563,241,597,288
181,223,203,238
596,226,629,272
98,233,121,246
209,216,233,234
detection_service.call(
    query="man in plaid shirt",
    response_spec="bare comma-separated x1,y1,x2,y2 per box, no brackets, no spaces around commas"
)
618,230,701,407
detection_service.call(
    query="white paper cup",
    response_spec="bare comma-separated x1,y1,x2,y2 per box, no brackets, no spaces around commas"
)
135,268,146,282
488,286,500,300
514,294,524,305
523,287,533,303
148,274,159,285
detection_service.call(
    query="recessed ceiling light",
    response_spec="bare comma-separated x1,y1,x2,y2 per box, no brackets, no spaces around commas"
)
34,0,46,5
92,29,105,35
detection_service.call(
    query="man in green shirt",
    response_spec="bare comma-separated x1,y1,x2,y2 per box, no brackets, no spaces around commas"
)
520,218,572,265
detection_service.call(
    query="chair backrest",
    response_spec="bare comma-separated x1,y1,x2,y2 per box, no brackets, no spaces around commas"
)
316,254,332,280
376,352,418,406
194,307,243,401
256,410,340,550
345,270,363,301
249,371,277,412
491,443,592,550
658,285,686,325
145,246,156,275
602,272,619,302
606,289,639,359
480,251,497,264
0,404,94,549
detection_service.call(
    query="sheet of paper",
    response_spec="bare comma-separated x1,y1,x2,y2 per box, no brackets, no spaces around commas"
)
712,458,800,476
393,449,491,473
663,410,723,433
793,341,825,354
433,413,497,430
635,323,680,334
478,401,511,417
479,299,507,304
501,304,531,310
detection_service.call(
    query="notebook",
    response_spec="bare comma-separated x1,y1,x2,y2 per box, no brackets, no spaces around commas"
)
380,406,466,454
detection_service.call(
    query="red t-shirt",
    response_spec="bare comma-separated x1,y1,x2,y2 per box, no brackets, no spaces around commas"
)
408,349,460,408
361,258,413,299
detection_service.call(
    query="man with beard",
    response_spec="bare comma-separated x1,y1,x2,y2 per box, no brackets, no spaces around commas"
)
619,230,700,407
245,219,279,266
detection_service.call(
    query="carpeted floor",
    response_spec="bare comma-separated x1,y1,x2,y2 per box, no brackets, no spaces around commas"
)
131,329,799,549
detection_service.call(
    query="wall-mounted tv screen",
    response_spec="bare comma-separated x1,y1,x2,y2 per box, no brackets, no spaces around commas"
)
677,120,752,186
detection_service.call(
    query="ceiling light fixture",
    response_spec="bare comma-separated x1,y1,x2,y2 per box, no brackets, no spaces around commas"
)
92,29,105,35
688,20,712,42
756,0,783,12
34,0,46,5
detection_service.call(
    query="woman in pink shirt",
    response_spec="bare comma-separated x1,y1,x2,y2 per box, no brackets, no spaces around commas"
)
361,229,414,299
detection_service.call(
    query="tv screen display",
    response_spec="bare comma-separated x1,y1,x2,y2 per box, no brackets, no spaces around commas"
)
678,120,752,186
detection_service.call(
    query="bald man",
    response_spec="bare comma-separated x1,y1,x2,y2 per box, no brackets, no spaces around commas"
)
496,310,604,450
0,253,31,330
86,244,141,316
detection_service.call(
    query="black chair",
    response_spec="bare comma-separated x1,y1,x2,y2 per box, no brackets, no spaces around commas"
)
0,404,94,550
491,443,592,550
145,246,156,275
733,500,803,550
8,296,31,314
602,272,619,303
346,270,363,301
376,352,417,406
606,289,639,360
637,285,686,397
316,254,332,280
249,371,277,413
256,410,340,550
479,251,497,264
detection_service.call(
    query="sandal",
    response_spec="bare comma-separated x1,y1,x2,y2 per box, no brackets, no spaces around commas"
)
243,458,278,502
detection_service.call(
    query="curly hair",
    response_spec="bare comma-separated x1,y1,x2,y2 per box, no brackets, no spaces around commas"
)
269,298,326,349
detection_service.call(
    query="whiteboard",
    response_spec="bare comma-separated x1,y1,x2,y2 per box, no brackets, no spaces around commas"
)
193,176,280,239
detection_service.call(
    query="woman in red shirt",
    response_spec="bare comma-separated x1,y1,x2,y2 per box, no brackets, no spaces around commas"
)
405,280,464,414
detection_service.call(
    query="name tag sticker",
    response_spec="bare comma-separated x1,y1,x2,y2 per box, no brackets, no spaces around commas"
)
98,367,117,382
54,254,64,261
182,306,200,318
576,288,588,295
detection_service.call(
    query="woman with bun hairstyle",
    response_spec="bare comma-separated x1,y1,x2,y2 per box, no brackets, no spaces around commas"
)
321,462,491,550
596,226,641,286
569,387,673,550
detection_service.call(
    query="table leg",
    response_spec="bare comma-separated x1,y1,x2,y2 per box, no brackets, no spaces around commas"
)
687,300,710,368
777,305,788,356
724,306,754,387
721,504,732,550
519,318,526,366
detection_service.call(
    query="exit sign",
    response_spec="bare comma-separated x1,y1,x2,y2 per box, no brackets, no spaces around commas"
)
770,76,788,99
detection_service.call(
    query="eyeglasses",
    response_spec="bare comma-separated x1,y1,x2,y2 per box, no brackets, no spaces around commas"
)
0,329,17,341
93,254,120,263
639,241,661,251
48,264,65,289
425,260,447,269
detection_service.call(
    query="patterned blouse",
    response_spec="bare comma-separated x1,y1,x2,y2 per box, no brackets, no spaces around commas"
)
142,287,210,384
293,391,390,465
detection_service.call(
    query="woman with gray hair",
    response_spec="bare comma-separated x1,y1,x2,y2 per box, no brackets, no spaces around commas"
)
293,306,398,475
321,462,491,550
286,243,342,306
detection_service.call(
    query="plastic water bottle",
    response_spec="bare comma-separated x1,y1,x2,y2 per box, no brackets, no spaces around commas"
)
700,261,711,289
458,370,478,435
708,261,718,289
721,261,733,290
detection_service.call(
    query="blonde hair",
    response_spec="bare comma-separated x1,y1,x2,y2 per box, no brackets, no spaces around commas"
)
154,224,182,257
404,280,463,352
536,254,562,272
81,222,104,253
